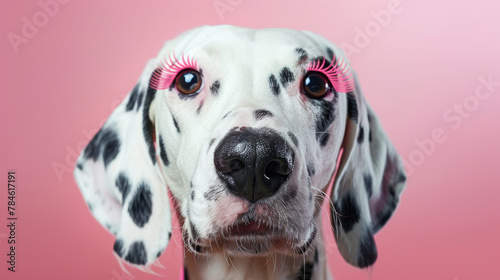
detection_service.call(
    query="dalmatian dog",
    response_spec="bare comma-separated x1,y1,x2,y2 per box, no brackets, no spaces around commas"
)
74,25,406,280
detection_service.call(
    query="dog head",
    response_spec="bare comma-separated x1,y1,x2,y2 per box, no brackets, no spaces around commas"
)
74,25,406,268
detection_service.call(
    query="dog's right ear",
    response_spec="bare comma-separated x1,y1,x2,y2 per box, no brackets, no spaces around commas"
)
329,73,407,268
74,60,172,266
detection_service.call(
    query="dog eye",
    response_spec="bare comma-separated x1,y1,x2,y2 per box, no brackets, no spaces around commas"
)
302,72,332,98
176,69,202,94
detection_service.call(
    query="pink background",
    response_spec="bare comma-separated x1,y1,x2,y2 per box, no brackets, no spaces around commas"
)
1,0,499,279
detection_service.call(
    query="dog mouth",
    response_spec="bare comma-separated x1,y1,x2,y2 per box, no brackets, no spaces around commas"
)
186,215,317,256
227,219,272,236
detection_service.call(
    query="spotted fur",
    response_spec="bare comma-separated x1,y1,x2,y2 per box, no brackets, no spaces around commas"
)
74,26,406,279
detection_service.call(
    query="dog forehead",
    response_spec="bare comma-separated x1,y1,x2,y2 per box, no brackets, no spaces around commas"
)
158,26,328,66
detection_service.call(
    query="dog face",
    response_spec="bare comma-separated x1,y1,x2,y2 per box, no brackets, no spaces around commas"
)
74,26,406,268
155,27,345,257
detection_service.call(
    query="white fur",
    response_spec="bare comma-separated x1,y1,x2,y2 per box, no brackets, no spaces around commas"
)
74,25,406,279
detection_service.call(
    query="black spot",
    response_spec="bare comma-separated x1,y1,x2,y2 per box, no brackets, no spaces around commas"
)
288,131,298,146
191,190,195,200
210,80,220,95
367,114,372,141
364,173,373,198
168,232,172,240
159,135,170,166
357,125,364,143
136,93,143,111
143,70,159,163
307,164,315,176
101,129,120,168
83,127,120,166
126,84,140,111
295,47,308,61
125,241,147,265
172,116,180,133
222,111,231,119
254,109,273,120
128,183,153,228
326,47,334,62
311,99,335,147
113,239,124,257
196,100,204,115
269,74,280,95
334,192,360,233
279,67,295,87
156,251,162,258
76,162,83,170
399,173,407,183
295,47,306,55
83,129,102,160
115,173,131,204
346,92,358,122
208,138,216,150
314,249,319,263
357,232,378,268
389,187,396,197
297,262,314,280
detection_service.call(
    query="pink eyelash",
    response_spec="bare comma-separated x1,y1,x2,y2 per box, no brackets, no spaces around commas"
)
150,52,198,90
306,55,355,93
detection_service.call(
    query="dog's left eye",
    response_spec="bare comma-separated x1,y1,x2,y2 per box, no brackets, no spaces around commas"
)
175,69,203,94
302,72,332,99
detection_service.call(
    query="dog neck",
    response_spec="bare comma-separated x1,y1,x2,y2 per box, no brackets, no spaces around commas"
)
182,227,331,280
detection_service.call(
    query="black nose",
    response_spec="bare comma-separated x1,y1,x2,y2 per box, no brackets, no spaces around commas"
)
214,127,294,203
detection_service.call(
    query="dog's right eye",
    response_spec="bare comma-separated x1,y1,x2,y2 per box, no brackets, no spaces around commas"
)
302,72,332,99
175,69,203,95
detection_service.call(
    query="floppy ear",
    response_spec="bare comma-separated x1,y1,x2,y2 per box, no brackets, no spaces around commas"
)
74,60,172,266
330,73,407,268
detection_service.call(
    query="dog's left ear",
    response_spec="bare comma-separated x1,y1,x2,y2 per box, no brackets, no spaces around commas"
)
74,60,172,266
330,73,407,268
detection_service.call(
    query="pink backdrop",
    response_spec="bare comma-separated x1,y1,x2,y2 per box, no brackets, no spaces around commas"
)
1,0,499,279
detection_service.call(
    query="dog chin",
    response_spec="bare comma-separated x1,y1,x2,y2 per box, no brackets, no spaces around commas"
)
191,223,317,257
223,230,316,256
223,236,275,256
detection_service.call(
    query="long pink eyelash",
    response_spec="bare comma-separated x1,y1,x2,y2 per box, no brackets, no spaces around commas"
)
150,52,198,90
306,55,355,93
